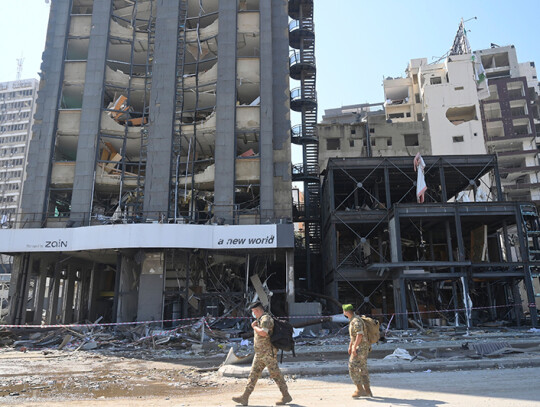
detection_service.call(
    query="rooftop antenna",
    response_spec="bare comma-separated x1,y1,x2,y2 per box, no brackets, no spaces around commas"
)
449,17,477,56
16,56,24,80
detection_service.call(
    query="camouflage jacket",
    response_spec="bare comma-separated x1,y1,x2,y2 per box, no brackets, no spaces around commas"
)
253,313,274,354
349,314,368,344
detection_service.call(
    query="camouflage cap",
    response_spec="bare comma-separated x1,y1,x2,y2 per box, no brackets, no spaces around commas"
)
342,304,354,311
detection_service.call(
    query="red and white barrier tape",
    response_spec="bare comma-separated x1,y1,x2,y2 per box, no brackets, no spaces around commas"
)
0,303,533,330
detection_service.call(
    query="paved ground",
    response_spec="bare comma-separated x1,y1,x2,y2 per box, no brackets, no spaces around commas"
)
3,368,540,406
2,328,540,405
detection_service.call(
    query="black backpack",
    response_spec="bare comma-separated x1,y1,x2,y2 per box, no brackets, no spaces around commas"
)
270,316,295,353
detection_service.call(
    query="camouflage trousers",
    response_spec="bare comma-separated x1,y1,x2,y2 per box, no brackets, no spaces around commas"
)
349,343,370,387
244,349,288,394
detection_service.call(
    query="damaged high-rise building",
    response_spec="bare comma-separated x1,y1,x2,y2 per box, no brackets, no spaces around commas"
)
475,45,540,203
2,0,303,325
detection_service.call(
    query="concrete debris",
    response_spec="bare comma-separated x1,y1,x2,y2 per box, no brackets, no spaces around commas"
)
222,347,254,366
383,348,413,361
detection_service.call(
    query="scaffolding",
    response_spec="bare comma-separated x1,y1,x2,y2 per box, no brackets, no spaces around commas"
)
322,155,539,328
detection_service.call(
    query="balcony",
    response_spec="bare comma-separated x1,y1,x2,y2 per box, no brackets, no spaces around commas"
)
483,103,502,120
512,118,531,137
507,81,525,99
510,100,528,118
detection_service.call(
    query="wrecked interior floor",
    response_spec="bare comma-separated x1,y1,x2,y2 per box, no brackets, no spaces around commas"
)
2,326,540,404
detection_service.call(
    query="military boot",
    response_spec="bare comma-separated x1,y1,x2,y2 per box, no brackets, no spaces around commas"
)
276,384,292,405
352,384,366,398
232,390,251,406
363,383,373,397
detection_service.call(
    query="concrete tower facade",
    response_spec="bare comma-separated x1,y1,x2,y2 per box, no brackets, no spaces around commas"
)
3,0,295,325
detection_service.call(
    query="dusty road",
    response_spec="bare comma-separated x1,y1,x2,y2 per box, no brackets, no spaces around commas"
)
1,347,539,407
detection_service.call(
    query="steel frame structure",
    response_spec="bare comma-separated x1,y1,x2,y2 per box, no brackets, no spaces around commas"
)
322,155,539,328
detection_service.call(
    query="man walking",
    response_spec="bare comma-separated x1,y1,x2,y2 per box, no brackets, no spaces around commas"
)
232,302,292,406
343,304,373,398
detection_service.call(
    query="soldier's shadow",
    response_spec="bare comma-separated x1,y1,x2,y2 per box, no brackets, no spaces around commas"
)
246,404,306,407
363,395,447,406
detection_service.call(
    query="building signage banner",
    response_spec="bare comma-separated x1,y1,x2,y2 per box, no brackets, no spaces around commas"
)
0,224,293,253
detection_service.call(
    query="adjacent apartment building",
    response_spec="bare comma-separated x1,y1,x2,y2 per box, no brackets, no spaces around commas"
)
475,45,540,203
2,0,297,326
318,54,487,170
0,79,39,225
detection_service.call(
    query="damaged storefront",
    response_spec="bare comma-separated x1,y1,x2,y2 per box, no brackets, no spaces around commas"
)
3,224,294,325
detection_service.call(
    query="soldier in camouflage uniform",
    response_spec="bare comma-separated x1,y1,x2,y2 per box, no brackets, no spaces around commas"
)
232,302,292,406
343,304,373,398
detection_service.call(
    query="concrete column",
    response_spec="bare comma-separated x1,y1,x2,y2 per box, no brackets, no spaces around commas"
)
286,249,295,313
70,0,113,225
137,252,164,322
46,263,62,324
214,2,238,223
143,0,180,220
7,255,23,324
74,268,88,323
8,254,33,324
259,1,274,221
17,255,33,324
271,0,292,220
20,0,71,226
33,260,48,324
116,256,140,322
87,262,100,321
62,265,76,324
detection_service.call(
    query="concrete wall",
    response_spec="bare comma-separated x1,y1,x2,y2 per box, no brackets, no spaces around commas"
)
143,0,180,219
214,2,238,223
270,0,292,221
476,45,520,78
318,114,431,170
137,252,164,321
421,55,486,155
259,1,274,221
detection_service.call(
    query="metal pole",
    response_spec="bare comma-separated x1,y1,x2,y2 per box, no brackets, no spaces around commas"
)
174,154,180,222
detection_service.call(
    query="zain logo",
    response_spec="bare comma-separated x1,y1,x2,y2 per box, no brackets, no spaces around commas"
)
45,239,68,248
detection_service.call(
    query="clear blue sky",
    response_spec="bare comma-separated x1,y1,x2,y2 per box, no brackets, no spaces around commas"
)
0,1,50,82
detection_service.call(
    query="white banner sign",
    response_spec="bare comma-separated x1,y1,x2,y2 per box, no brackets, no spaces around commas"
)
0,224,293,253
